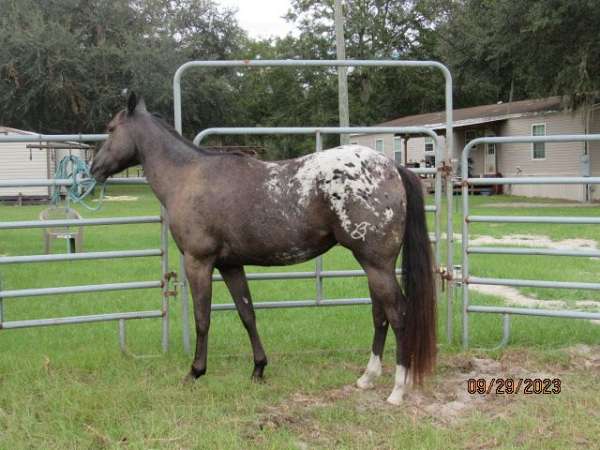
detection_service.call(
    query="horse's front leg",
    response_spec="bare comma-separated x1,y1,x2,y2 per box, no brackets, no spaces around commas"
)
219,265,268,380
183,253,215,382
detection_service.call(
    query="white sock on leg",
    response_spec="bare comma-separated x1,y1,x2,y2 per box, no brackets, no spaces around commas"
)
356,352,382,390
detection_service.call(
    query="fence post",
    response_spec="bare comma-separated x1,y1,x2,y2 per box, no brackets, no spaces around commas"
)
315,130,324,305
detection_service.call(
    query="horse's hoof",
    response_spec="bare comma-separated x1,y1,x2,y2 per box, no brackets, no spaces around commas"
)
386,389,405,405
251,367,266,382
251,374,266,383
356,374,375,390
251,359,267,381
182,366,205,385
182,372,196,385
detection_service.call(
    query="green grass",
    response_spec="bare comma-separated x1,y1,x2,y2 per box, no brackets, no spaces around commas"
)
1,187,599,449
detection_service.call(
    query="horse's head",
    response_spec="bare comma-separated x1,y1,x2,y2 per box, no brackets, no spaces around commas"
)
91,92,145,182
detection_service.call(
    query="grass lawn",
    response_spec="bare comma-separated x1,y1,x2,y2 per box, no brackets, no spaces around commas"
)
1,186,599,449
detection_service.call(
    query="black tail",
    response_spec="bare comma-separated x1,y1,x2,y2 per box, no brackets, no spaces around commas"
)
397,165,437,384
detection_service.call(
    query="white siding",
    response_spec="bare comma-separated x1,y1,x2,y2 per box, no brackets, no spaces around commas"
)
350,132,396,160
0,135,50,197
350,133,445,165
406,137,426,164
497,110,587,201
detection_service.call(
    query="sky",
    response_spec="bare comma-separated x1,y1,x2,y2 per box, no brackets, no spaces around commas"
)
216,0,296,39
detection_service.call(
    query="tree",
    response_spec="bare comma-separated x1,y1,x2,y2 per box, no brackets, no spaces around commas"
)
284,0,448,125
0,0,246,134
429,0,600,106
3,0,600,160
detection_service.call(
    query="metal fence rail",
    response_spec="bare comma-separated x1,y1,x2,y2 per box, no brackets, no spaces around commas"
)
0,216,161,229
0,177,147,187
0,249,162,264
468,247,600,258
212,298,372,311
2,310,165,330
468,215,600,225
461,134,600,348
175,59,455,354
0,134,172,353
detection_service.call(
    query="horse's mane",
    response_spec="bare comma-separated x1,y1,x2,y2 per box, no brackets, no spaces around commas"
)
149,113,249,158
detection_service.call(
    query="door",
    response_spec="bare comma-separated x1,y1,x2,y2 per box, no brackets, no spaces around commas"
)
485,142,497,174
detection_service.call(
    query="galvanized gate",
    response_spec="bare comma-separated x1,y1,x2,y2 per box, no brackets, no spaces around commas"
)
0,59,456,354
460,134,600,348
174,59,456,353
0,134,173,352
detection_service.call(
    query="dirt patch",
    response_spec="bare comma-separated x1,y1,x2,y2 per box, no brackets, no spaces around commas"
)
470,284,600,325
92,195,139,202
565,344,600,370
442,233,599,253
251,347,600,444
469,284,600,310
480,202,598,209
469,234,599,253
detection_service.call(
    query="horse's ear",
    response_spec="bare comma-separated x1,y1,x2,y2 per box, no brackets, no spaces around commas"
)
126,92,147,115
136,97,147,113
127,91,137,115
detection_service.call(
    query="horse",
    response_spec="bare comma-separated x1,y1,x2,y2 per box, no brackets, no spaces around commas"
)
91,93,436,405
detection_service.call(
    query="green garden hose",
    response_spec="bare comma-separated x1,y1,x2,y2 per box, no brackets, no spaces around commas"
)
51,155,105,211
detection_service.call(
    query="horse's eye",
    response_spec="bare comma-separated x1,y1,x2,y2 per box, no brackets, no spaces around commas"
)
107,125,115,133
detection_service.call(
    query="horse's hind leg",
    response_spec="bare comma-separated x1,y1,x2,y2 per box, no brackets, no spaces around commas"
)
360,259,411,405
356,300,388,389
219,265,268,380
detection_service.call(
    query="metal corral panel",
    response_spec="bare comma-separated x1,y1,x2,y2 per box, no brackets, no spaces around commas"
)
0,133,49,197
589,108,600,201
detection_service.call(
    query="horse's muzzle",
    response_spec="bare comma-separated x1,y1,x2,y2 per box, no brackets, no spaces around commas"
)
90,161,107,183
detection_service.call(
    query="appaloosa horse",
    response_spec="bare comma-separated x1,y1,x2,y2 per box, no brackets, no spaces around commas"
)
91,93,436,404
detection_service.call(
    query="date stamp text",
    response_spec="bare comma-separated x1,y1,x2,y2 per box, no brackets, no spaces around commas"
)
467,378,561,395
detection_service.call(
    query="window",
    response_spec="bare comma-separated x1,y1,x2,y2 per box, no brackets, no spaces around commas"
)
375,139,384,152
394,137,402,152
393,137,402,163
424,137,434,153
532,123,546,159
487,143,496,155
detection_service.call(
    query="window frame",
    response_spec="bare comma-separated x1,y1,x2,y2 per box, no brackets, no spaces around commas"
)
375,138,384,153
393,137,402,163
424,137,434,153
531,123,546,160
